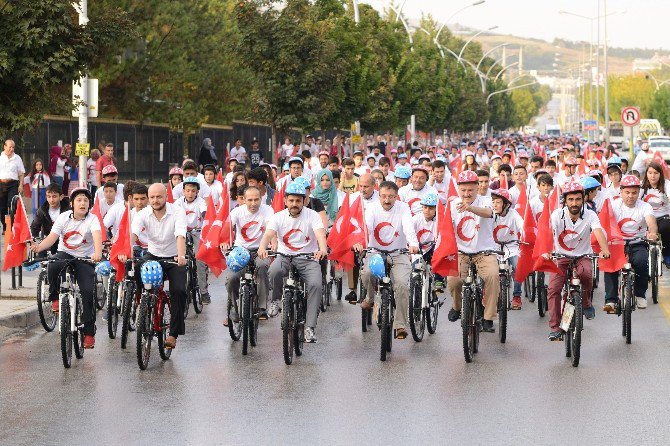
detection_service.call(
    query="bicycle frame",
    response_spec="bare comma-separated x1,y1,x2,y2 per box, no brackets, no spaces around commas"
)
410,254,433,311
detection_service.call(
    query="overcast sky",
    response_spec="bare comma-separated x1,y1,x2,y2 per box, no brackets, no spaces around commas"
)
363,0,666,51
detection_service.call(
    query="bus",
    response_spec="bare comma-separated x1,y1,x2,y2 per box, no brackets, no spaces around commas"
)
545,124,561,137
609,121,624,144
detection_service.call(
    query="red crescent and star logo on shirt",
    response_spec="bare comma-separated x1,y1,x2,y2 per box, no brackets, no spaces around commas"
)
407,198,421,214
63,231,86,250
557,229,580,251
374,222,398,247
283,228,306,251
241,221,261,243
456,216,478,242
492,224,514,243
617,217,640,238
416,229,432,245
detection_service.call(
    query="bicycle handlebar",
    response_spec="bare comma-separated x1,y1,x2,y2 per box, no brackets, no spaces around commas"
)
458,249,504,257
550,253,599,260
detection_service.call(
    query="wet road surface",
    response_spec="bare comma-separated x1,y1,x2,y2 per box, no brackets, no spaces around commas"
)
2,276,670,445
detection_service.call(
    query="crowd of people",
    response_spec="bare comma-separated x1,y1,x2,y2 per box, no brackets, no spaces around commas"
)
7,131,669,353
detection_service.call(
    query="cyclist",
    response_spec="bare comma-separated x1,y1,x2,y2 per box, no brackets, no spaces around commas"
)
555,156,579,187
580,176,602,213
604,175,658,311
173,177,210,304
276,156,309,191
446,170,499,333
30,187,103,348
221,185,274,321
355,181,419,340
30,183,70,255
203,164,223,205
640,161,670,268
169,167,183,189
172,161,211,201
130,184,150,253
399,165,437,216
258,182,327,343
530,174,554,221
412,193,443,288
125,183,188,349
103,180,138,238
490,188,524,309
95,165,124,203
547,181,610,341
428,160,451,203
394,165,411,189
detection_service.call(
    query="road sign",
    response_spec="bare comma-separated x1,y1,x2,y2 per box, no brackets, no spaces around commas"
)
351,135,362,144
75,143,90,157
583,120,597,131
621,106,641,127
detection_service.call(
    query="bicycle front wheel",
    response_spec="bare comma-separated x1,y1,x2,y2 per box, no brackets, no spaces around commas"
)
37,270,56,332
121,281,135,349
570,291,583,367
462,288,475,363
73,297,85,360
408,275,425,342
380,288,391,362
107,279,119,339
650,249,659,304
242,285,251,356
136,294,153,370
158,296,172,361
623,277,633,344
282,291,294,365
498,276,509,344
95,276,106,310
60,296,72,369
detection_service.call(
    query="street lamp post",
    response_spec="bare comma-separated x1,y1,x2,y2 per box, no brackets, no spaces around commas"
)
389,4,414,50
483,81,539,135
434,0,486,43
458,25,498,61
603,0,611,144
476,43,508,74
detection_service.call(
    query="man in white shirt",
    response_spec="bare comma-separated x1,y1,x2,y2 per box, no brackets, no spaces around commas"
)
126,183,188,349
445,171,500,333
258,182,327,343
230,138,247,163
221,186,275,319
398,165,438,216
354,181,419,340
631,142,652,176
0,139,25,233
546,182,610,341
603,175,658,312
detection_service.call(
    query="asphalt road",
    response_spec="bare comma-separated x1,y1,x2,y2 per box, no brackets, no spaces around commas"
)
2,273,670,445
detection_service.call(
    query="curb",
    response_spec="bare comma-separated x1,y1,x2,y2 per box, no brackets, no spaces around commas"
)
0,306,40,330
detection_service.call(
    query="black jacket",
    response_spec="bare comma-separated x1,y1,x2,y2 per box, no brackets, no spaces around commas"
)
30,198,70,238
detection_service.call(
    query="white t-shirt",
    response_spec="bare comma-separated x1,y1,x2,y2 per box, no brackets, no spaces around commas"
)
103,201,127,238
100,196,122,218
529,196,546,221
412,214,436,250
205,180,223,205
0,152,25,180
51,211,101,257
230,204,274,250
230,146,247,163
550,207,601,257
431,174,452,204
281,144,295,158
172,177,212,200
611,198,654,240
398,184,438,216
130,208,148,249
267,208,324,255
354,166,369,177
173,196,207,231
348,190,379,210
606,185,621,201
509,183,539,214
364,200,418,252
492,209,523,258
449,195,498,254
641,180,670,218
48,207,61,223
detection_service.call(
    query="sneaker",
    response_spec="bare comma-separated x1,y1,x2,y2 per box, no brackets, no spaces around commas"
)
52,300,59,313
447,308,461,322
345,290,357,304
636,297,647,309
481,319,495,333
548,331,563,341
584,306,596,320
304,327,317,343
258,308,268,320
511,296,522,310
603,302,617,314
201,293,211,305
268,300,281,318
83,335,95,349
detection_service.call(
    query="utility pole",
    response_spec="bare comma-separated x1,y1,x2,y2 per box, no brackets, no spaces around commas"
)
596,0,601,141
75,0,88,188
603,0,611,144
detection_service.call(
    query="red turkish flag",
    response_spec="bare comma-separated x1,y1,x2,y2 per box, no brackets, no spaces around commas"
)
272,183,285,213
432,200,459,277
530,197,561,274
196,197,230,277
91,196,107,242
514,198,538,282
577,158,587,176
200,195,217,241
447,177,459,202
327,192,351,256
590,198,626,273
449,157,461,177
110,205,131,282
514,184,527,215
216,168,224,185
346,195,367,247
652,151,670,178
2,197,31,271
499,175,509,190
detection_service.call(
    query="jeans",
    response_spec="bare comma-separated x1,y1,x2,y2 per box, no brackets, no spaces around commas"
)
604,243,649,302
508,255,523,296
269,256,322,327
225,256,270,309
658,216,670,258
52,176,64,186
447,253,500,321
47,252,97,336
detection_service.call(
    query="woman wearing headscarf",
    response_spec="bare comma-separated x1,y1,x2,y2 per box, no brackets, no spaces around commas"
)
312,169,339,226
49,145,67,186
198,138,218,170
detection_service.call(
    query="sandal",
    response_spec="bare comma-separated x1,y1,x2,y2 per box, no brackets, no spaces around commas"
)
394,328,408,340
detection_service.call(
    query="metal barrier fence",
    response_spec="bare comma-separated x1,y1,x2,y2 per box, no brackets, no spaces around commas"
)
15,116,351,183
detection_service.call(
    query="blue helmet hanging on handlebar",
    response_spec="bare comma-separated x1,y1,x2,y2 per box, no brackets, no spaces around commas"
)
140,261,163,288
369,253,386,279
226,246,251,273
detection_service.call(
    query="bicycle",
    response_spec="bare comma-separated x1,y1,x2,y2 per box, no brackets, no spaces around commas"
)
320,259,330,313
496,241,520,344
94,241,112,311
648,239,662,305
356,251,373,333
408,243,440,342
460,250,501,363
271,252,313,365
24,239,57,332
183,231,204,319
234,251,262,356
47,256,95,368
592,256,600,289
617,237,651,344
536,272,548,318
524,272,536,303
120,259,141,349
551,253,598,368
136,259,179,371
105,269,119,339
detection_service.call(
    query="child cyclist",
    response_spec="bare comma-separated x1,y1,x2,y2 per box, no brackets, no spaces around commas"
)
173,177,210,304
490,188,524,310
30,187,103,348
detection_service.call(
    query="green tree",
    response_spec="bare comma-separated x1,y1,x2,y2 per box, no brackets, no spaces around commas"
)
510,88,537,127
0,0,133,134
650,86,670,130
